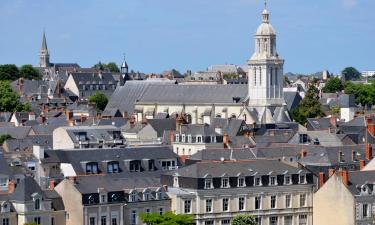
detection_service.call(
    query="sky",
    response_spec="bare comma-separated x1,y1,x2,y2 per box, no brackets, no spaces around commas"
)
0,0,374,74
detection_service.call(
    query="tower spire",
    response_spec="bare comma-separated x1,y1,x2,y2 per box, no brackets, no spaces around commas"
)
41,31,48,52
39,30,50,68
262,0,270,23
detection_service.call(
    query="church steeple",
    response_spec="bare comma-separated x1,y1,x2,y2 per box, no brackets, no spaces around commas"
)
39,31,50,68
120,54,130,86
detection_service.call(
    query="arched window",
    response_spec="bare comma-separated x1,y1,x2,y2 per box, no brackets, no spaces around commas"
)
185,114,192,124
243,114,247,121
275,68,278,85
254,67,257,86
259,67,262,86
270,68,273,86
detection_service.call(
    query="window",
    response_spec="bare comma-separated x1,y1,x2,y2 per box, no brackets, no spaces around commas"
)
259,67,262,86
206,199,212,213
130,192,137,202
101,216,107,225
51,217,55,225
298,215,307,225
144,192,151,201
275,68,278,85
175,134,179,142
2,218,9,225
222,198,229,212
107,162,119,173
299,175,306,184
284,216,293,225
221,219,230,225
0,178,7,187
197,136,202,143
269,216,278,225
86,162,98,174
238,177,245,187
34,217,41,225
270,196,276,209
255,177,261,186
255,196,262,209
255,217,261,225
285,175,291,185
222,178,229,188
254,68,257,86
205,221,214,225
270,176,277,186
239,197,245,211
184,200,191,213
111,217,118,225
35,198,40,210
363,204,369,218
182,134,186,142
188,135,192,143
159,208,164,215
285,195,291,208
131,210,137,225
300,194,306,207
205,179,213,189
129,161,141,172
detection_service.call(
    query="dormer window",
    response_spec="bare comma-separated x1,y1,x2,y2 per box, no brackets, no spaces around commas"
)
299,175,306,184
157,191,164,200
130,192,138,202
86,162,98,174
175,134,180,142
284,175,291,185
205,178,213,189
270,176,277,186
144,191,151,201
88,195,95,204
188,135,192,143
197,136,202,143
221,177,229,188
100,194,106,203
182,134,186,142
107,162,120,173
238,177,245,187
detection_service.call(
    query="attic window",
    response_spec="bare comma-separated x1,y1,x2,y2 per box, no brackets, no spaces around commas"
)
86,162,98,174
299,175,306,184
107,162,119,174
35,198,40,210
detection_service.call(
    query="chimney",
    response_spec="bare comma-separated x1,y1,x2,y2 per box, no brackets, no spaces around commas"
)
49,179,56,190
366,144,373,160
367,117,375,137
176,115,183,132
329,168,335,177
163,185,168,192
223,133,229,149
141,117,147,128
18,78,24,95
129,116,135,127
360,160,366,170
66,110,73,121
41,115,46,124
300,150,307,159
123,111,128,119
170,131,175,144
8,180,15,194
330,116,337,127
342,170,349,186
352,150,357,161
80,115,87,124
319,172,325,188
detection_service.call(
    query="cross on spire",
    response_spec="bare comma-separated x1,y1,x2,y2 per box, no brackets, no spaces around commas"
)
264,0,267,10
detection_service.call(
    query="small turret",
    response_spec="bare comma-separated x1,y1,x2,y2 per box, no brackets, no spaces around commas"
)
120,55,130,86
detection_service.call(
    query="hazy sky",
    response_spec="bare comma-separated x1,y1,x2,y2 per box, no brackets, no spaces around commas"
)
0,0,374,74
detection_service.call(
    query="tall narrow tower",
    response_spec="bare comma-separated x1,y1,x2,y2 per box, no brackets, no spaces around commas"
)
39,31,50,68
120,55,130,86
247,2,284,107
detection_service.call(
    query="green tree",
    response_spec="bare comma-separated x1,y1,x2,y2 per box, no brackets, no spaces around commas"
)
88,91,109,111
0,134,13,145
24,222,39,225
342,67,361,81
291,86,326,124
344,82,375,110
140,212,193,225
322,77,344,93
19,65,41,80
0,81,30,112
0,64,19,81
232,214,257,225
106,62,120,73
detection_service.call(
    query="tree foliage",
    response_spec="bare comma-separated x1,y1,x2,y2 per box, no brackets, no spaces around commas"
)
93,61,120,73
291,86,325,125
342,67,361,81
232,214,258,225
19,64,41,80
88,91,109,111
322,77,344,93
0,134,13,145
140,212,193,225
344,81,375,109
0,81,31,112
24,222,40,225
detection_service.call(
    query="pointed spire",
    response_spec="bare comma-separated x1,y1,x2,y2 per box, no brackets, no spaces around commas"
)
262,0,270,23
121,53,128,68
41,31,48,52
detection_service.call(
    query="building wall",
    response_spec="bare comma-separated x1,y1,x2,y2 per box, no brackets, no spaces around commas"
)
55,179,84,225
64,76,80,97
172,143,223,156
340,108,355,122
53,128,75,150
123,200,171,225
0,212,17,225
313,174,355,225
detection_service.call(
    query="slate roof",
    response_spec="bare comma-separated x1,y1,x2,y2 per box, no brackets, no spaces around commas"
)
171,159,306,178
3,135,52,152
179,124,217,136
147,119,176,137
306,118,333,131
346,170,375,195
0,126,33,139
0,113,12,123
98,118,128,127
339,94,357,108
0,153,11,175
284,91,302,111
11,176,46,202
43,190,65,210
189,148,259,161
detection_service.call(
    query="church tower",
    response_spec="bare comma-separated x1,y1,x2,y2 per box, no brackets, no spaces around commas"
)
120,56,130,86
247,2,284,107
39,31,50,68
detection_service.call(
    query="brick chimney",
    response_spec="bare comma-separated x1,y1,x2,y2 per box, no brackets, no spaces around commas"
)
129,116,135,127
8,180,15,194
300,150,307,159
223,133,229,149
123,111,128,119
80,115,87,124
66,110,73,121
366,144,373,160
18,78,24,95
366,117,375,137
49,179,56,190
41,115,46,124
342,170,349,186
360,160,366,170
330,116,337,127
319,172,325,188
170,131,175,144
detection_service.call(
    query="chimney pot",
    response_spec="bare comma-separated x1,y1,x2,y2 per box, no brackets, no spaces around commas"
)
300,150,307,159
223,133,229,149
360,160,366,170
329,168,335,177
7,180,15,194
342,170,349,186
366,144,373,161
319,172,325,188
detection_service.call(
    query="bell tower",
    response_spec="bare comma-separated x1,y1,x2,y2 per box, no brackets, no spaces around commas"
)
39,31,50,68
